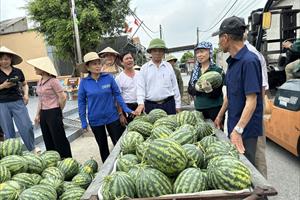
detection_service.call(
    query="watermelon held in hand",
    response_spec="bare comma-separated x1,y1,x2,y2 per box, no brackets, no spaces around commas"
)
196,71,223,91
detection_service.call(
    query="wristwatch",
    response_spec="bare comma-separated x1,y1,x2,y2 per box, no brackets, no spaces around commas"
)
234,126,244,135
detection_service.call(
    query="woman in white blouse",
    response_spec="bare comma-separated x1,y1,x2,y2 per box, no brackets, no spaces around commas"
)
115,52,139,124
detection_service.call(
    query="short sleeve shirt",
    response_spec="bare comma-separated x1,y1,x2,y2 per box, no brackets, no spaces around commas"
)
226,46,263,139
0,67,25,103
36,78,64,110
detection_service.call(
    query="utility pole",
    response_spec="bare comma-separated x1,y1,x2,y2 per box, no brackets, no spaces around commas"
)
159,24,162,39
197,27,199,44
70,0,82,64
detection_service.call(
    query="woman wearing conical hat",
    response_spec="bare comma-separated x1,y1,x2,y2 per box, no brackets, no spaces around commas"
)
0,46,35,152
27,57,72,158
98,47,122,74
78,52,133,162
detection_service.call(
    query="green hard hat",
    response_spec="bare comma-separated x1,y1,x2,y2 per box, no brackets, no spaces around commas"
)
165,54,177,62
147,38,167,53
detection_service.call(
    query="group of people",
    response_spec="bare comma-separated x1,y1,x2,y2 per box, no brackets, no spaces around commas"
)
3,15,296,178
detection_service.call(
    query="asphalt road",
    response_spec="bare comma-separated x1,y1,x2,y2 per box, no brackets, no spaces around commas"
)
266,139,300,200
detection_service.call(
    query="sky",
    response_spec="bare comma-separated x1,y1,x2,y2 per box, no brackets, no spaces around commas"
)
0,0,268,58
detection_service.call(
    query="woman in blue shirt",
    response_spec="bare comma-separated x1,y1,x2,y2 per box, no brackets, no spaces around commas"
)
78,52,133,162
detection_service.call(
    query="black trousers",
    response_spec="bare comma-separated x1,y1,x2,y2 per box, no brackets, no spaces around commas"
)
197,106,222,121
243,137,258,166
123,103,138,123
40,107,72,158
91,119,125,163
145,97,176,115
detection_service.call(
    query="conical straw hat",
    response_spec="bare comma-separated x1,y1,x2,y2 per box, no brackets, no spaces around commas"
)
27,57,58,76
0,46,23,65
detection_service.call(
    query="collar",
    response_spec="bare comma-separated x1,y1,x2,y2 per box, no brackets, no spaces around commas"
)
86,73,108,80
226,45,248,64
0,66,16,75
148,60,167,68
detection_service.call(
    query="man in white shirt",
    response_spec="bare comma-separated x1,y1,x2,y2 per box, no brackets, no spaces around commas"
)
135,38,181,115
244,31,269,178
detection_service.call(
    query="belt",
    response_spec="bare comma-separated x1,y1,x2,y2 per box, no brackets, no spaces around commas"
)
145,96,174,105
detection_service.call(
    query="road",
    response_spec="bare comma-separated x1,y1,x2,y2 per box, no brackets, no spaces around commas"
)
180,73,300,199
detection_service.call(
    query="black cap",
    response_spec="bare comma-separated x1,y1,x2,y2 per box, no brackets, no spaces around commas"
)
212,16,246,37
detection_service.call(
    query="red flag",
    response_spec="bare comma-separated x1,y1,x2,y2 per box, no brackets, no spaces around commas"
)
134,18,141,26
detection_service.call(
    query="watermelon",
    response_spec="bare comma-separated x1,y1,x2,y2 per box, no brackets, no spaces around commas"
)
194,122,214,140
0,165,11,183
62,181,82,192
116,154,139,172
79,165,94,175
121,131,144,154
191,110,205,122
12,173,36,189
133,113,150,123
23,153,46,174
101,171,136,200
147,109,168,123
136,141,151,162
153,116,178,131
0,155,28,175
196,71,223,91
196,135,218,152
19,184,57,200
176,110,197,126
127,120,153,137
146,139,187,176
0,180,24,200
182,144,205,168
150,126,173,139
72,173,92,189
127,164,149,182
57,158,79,181
135,167,172,198
59,187,85,200
173,168,207,193
169,124,197,145
205,140,239,162
40,150,61,167
42,167,65,181
82,158,98,173
40,177,64,196
30,173,42,185
0,138,22,158
207,156,251,191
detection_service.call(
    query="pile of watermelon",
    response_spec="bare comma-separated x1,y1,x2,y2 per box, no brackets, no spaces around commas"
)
101,109,252,199
0,138,98,200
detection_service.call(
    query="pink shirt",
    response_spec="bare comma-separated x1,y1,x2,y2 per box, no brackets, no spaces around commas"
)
36,78,64,110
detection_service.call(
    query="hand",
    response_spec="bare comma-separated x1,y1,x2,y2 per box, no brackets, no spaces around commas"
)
282,40,292,49
0,80,16,89
119,114,127,127
23,94,29,105
134,104,144,116
176,108,181,113
214,115,223,130
230,130,245,154
34,115,40,125
201,80,213,93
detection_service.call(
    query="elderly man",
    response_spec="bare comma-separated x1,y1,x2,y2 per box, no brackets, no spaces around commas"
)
135,38,181,115
282,39,300,80
213,16,263,165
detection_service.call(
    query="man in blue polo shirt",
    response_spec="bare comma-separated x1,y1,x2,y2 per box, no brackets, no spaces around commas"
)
213,16,263,165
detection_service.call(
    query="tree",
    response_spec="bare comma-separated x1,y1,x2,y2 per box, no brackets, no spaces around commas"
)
180,51,194,63
26,0,130,63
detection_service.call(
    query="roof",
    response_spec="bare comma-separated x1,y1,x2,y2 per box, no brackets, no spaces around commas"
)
0,17,26,30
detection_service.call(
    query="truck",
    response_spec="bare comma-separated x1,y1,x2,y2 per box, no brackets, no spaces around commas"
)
247,0,300,156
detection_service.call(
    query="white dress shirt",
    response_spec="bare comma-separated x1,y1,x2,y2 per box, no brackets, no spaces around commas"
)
245,40,269,90
115,70,139,103
137,60,181,108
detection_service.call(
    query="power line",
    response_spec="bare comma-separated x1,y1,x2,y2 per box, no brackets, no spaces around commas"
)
129,9,159,34
235,0,259,17
198,0,239,33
